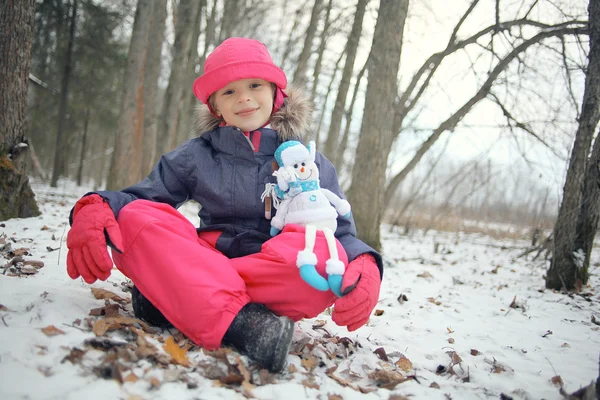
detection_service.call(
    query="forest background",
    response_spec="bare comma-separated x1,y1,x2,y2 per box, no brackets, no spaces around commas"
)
1,0,599,291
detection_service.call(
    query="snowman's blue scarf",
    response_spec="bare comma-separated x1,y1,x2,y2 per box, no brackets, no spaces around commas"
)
275,179,320,199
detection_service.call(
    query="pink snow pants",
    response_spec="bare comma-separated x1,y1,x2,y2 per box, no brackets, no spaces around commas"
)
111,200,346,349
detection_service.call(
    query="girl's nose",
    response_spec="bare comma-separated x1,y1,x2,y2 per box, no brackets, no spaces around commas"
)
237,91,251,102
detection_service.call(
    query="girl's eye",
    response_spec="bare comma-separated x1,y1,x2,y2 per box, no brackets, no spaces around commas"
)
250,83,261,89
222,89,234,95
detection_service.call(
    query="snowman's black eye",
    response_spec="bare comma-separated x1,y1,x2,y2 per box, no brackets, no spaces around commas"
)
294,164,298,168
301,162,306,166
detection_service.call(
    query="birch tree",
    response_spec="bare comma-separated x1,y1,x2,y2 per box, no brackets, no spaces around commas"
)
292,0,323,87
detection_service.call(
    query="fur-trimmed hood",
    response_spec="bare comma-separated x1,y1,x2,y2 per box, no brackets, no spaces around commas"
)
193,85,313,141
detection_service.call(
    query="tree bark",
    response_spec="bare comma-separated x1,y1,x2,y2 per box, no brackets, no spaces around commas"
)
292,0,323,87
142,0,167,176
310,0,333,105
156,0,200,157
177,0,206,146
76,107,90,186
107,0,154,191
323,0,368,168
50,0,78,188
547,1,600,290
347,0,409,251
0,0,40,220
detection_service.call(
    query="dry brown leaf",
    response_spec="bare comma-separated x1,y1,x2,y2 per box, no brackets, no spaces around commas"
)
551,375,564,386
163,336,190,367
446,351,462,365
289,364,298,373
89,304,120,317
373,347,389,361
329,395,343,400
91,288,127,304
448,338,455,344
430,382,441,389
470,349,480,356
302,377,320,390
395,356,413,373
61,348,85,364
13,248,30,256
41,325,65,336
312,319,327,329
92,316,155,336
374,309,384,316
369,369,411,390
417,271,433,279
446,327,454,333
123,372,139,383
41,225,50,230
389,396,411,400
149,376,161,388
0,304,7,311
301,353,319,371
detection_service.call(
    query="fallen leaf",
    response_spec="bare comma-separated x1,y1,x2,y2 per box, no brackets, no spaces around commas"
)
374,347,389,361
91,288,127,304
446,351,462,365
92,316,155,336
395,356,413,373
61,348,85,364
123,372,139,383
302,377,320,390
289,364,297,373
374,309,384,316
41,325,65,336
89,304,120,317
369,369,411,390
551,375,564,386
13,248,30,256
41,225,49,230
470,349,480,356
430,382,441,389
301,353,319,371
417,271,433,279
446,327,454,333
164,336,190,366
448,338,455,344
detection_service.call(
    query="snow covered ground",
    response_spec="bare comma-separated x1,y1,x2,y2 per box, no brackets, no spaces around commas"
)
1,179,599,400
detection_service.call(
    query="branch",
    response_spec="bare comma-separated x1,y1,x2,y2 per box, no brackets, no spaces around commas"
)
393,19,587,136
385,25,588,210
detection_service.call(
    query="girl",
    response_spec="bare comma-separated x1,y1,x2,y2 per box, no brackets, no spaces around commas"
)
66,38,383,373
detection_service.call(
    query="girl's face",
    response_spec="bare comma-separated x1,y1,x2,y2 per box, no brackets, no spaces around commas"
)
213,78,274,132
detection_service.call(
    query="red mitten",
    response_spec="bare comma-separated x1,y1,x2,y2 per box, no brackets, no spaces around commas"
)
66,194,123,283
331,254,381,331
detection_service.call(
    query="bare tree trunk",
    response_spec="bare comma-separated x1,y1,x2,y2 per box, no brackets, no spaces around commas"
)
107,0,154,191
50,0,77,188
347,0,409,251
142,0,167,175
292,0,323,87
76,107,90,186
338,57,368,169
572,129,600,286
547,0,600,290
310,0,333,104
323,0,368,168
156,0,200,158
281,7,303,70
315,51,344,145
0,0,40,220
219,0,241,43
177,0,206,145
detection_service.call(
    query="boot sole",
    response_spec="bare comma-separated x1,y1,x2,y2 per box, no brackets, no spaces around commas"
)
267,317,295,373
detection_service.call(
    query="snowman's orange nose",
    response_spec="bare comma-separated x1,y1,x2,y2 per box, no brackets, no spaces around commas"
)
301,167,305,173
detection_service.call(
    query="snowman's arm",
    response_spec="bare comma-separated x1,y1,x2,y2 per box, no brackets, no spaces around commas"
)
321,189,351,216
271,198,291,230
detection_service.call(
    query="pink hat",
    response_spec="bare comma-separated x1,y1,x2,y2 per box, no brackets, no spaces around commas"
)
193,38,287,105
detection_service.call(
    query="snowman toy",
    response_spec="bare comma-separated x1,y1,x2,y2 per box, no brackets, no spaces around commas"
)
266,140,351,297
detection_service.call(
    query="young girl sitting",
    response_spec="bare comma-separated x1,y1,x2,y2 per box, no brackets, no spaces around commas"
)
66,37,383,373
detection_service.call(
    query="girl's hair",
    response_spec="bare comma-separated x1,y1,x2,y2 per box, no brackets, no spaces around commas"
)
208,82,277,117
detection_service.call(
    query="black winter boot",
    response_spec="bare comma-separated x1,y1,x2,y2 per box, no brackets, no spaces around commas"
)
223,303,294,373
131,286,172,328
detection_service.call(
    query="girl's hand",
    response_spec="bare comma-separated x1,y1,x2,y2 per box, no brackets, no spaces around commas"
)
331,254,381,331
